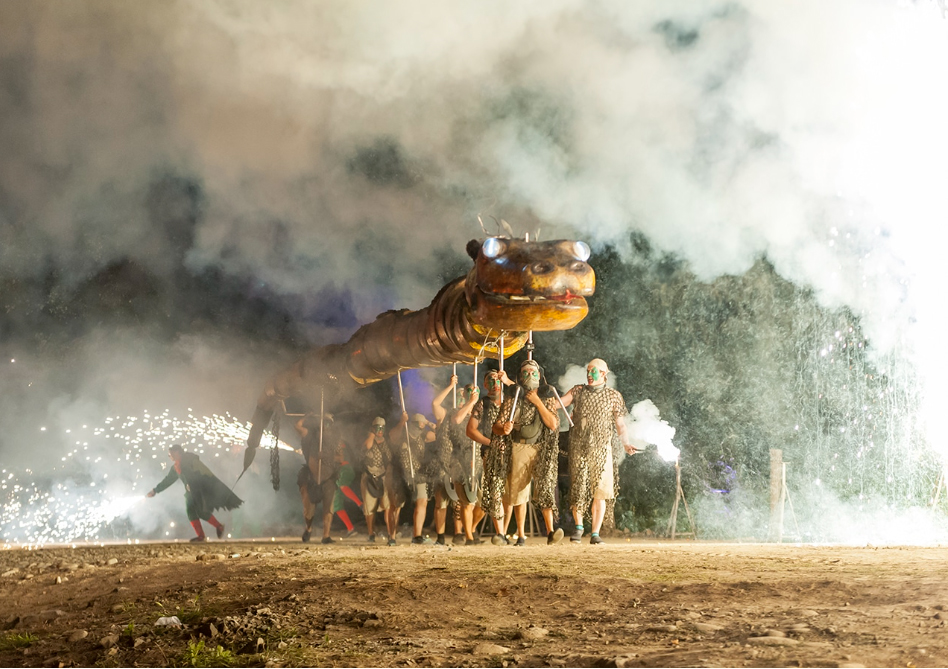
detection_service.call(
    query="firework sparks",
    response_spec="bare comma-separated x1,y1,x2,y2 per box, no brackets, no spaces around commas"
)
1,410,291,548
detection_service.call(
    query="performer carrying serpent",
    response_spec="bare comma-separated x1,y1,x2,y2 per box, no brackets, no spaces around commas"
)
242,236,596,478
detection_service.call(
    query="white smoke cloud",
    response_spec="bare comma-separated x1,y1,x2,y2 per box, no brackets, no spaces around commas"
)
624,399,679,463
3,1,948,540
693,475,948,545
4,2,946,318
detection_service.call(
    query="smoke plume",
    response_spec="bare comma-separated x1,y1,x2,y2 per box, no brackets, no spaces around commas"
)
2,1,947,542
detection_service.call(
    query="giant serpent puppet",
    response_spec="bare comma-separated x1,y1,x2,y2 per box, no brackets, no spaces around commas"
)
240,236,596,478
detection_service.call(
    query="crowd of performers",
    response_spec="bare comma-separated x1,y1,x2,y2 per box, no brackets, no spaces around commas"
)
147,357,636,546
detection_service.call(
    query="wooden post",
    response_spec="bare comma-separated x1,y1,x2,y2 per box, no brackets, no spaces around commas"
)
667,461,681,539
769,448,784,542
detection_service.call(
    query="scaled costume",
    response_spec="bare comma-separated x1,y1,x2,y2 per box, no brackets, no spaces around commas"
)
427,411,461,509
397,429,430,502
566,384,627,513
436,407,483,503
297,419,341,519
299,419,339,485
361,435,394,513
475,396,506,519
154,452,243,521
494,392,560,514
297,454,338,515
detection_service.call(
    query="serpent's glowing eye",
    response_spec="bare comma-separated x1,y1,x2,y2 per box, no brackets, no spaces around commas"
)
482,237,507,259
571,241,591,262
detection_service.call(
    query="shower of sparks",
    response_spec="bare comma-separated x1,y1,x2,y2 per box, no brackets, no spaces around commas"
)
1,410,292,548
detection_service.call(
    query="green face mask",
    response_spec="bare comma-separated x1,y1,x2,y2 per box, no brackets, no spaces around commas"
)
520,368,540,390
587,367,603,384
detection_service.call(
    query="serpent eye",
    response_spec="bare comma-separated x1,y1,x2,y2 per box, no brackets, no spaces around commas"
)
570,241,591,262
482,237,507,259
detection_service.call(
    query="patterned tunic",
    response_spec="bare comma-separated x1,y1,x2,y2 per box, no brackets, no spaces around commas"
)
487,393,561,514
433,408,480,485
429,415,455,484
566,384,627,513
363,436,389,477
300,425,340,485
397,430,429,491
472,396,505,519
361,435,390,511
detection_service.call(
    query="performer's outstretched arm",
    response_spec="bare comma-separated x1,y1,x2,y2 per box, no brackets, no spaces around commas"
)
147,467,179,497
453,387,480,425
431,375,458,424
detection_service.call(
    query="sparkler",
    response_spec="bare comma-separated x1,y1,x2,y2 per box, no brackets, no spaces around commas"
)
1,409,291,548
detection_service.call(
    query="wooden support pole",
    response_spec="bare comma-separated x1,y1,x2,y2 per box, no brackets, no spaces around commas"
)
769,448,784,543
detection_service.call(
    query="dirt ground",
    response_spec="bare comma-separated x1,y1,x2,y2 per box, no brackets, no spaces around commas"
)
1,536,946,668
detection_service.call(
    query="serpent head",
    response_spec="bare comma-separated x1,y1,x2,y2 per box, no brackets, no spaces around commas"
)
464,237,596,332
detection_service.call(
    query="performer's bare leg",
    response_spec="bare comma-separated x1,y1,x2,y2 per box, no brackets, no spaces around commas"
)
502,503,514,535
453,503,463,537
385,507,399,542
300,455,322,542
461,503,475,540
300,485,316,543
541,508,555,535
322,510,333,541
492,516,506,538
434,492,447,536
473,505,485,528
514,503,527,540
570,506,586,542
321,482,335,543
365,510,376,538
412,497,427,540
542,507,564,544
463,503,486,540
591,499,606,535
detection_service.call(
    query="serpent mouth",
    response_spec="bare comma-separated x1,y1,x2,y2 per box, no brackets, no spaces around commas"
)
469,286,589,331
498,291,586,303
